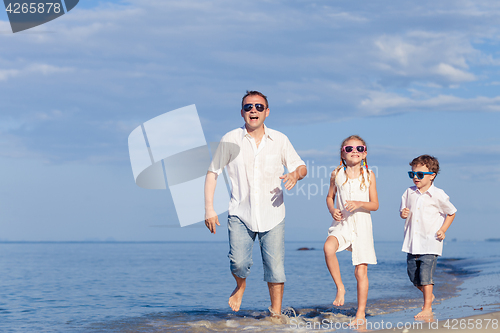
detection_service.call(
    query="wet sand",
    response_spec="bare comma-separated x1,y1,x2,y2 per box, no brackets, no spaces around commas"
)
374,310,500,332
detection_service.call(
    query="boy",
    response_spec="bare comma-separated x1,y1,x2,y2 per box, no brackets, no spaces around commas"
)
400,155,457,318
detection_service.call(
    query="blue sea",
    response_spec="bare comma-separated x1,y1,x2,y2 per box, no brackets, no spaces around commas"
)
0,239,499,332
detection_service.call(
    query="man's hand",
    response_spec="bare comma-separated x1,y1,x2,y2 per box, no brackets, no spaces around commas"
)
280,165,307,191
280,172,299,190
205,209,220,234
331,208,343,221
400,208,410,219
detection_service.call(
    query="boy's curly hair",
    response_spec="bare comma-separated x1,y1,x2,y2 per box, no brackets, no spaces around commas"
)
409,155,440,175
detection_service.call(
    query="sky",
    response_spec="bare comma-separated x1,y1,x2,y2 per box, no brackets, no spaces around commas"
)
0,0,499,242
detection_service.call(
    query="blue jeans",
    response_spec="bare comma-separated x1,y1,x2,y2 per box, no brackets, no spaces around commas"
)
227,215,286,283
407,253,438,286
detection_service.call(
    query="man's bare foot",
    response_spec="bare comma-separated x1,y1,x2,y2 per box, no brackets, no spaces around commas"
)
415,308,433,318
268,306,282,318
267,307,287,324
333,288,345,306
228,283,246,311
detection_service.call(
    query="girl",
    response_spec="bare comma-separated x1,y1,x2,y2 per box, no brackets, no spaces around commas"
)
323,135,379,325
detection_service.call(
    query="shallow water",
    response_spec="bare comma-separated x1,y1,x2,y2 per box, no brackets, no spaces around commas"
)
0,240,498,332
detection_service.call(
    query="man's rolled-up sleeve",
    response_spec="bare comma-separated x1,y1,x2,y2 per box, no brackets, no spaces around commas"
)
208,136,238,175
282,137,305,173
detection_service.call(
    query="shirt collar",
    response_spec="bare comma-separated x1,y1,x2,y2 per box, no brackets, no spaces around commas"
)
242,124,273,141
413,183,436,196
426,183,436,196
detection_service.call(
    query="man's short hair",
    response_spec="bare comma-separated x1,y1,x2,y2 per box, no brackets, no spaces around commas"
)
409,155,440,174
242,90,269,108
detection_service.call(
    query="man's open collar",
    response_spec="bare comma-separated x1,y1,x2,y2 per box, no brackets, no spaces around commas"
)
241,125,274,141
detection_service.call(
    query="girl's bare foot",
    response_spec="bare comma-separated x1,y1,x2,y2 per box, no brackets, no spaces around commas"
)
333,288,345,306
349,315,366,327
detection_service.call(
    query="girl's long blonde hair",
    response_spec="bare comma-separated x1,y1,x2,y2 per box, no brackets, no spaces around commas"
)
332,135,371,190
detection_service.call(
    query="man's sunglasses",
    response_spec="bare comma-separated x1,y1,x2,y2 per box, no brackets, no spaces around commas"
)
408,171,434,179
243,103,266,112
342,145,366,153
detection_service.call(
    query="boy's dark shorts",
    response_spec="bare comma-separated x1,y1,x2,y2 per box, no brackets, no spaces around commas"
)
407,253,438,286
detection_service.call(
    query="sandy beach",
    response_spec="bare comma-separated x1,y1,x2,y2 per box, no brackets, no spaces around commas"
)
373,310,500,332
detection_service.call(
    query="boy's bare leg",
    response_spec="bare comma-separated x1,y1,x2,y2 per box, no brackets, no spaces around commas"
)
228,273,246,311
415,284,434,318
268,282,284,316
417,285,435,309
351,264,368,326
324,236,345,306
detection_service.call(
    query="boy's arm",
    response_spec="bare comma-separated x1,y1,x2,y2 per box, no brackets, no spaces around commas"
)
436,191,457,240
204,171,220,234
400,189,409,219
436,213,456,240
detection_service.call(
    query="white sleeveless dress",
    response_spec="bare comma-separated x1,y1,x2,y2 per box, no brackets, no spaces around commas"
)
327,168,377,266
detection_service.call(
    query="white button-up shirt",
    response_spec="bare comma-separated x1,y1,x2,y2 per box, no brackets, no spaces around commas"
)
400,184,457,256
209,125,305,232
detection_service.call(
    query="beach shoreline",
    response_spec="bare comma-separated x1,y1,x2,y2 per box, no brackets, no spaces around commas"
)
1,241,497,332
284,240,500,333
371,310,500,332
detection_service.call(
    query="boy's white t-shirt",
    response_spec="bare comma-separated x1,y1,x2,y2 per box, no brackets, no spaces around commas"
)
400,184,457,256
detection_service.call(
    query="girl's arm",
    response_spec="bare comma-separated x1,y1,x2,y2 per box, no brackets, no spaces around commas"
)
326,171,343,221
345,170,379,212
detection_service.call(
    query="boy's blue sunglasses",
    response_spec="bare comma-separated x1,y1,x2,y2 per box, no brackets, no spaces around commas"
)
408,171,434,179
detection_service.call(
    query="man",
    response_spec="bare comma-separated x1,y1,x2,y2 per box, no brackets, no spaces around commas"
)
204,90,307,316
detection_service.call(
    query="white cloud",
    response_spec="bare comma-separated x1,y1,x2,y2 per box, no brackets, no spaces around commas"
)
0,20,10,32
0,63,73,82
372,32,479,85
27,64,74,75
297,149,334,158
326,12,368,22
456,165,500,182
360,91,500,114
0,69,19,81
434,63,476,82
1,0,500,162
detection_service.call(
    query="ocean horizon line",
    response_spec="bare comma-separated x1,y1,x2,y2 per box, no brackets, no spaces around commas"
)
0,239,490,244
